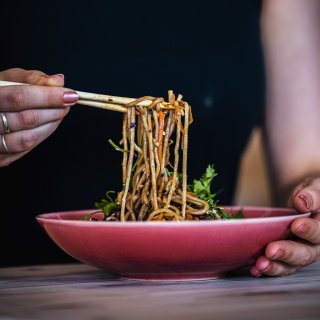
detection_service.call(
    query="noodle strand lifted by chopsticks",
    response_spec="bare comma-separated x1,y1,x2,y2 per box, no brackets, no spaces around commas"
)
113,90,208,221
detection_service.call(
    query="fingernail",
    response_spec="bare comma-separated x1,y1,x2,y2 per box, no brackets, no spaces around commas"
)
63,91,78,104
259,260,270,272
298,194,311,210
51,73,65,79
295,223,307,235
272,249,284,259
251,268,262,278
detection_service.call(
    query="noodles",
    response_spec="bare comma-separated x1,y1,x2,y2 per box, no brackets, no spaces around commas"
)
105,90,211,222
84,90,238,222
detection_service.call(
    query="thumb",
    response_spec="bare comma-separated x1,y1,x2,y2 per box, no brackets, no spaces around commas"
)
290,177,320,213
0,68,65,87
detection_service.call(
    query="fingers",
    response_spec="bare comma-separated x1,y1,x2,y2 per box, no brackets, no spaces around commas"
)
0,85,78,112
0,68,77,167
0,108,70,134
0,150,29,167
251,238,320,277
0,120,61,157
289,177,320,213
251,215,320,278
250,256,299,277
291,214,320,244
0,68,65,87
252,177,320,278
266,239,319,267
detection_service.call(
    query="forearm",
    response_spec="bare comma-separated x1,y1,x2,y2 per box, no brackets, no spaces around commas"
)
261,0,320,205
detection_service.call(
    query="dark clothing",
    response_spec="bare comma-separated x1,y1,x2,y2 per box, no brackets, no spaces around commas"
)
0,0,264,266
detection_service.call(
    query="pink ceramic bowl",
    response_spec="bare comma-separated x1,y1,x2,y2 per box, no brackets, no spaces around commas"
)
36,207,310,280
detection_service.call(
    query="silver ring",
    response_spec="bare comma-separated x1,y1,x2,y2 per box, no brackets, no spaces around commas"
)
1,134,10,153
0,112,10,133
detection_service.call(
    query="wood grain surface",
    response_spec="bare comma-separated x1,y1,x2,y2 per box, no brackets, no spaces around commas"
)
1,262,320,320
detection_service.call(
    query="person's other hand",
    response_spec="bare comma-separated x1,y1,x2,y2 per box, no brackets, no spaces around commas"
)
251,177,320,277
0,68,78,166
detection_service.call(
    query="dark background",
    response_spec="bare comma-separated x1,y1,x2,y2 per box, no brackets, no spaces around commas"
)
0,0,265,266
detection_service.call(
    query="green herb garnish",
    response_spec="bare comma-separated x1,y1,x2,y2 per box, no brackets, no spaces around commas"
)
95,191,118,217
191,164,219,209
82,164,244,221
191,164,243,220
81,191,119,221
82,191,119,220
108,139,128,152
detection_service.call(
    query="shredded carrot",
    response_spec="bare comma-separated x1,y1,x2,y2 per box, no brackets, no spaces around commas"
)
187,191,198,197
186,213,194,220
153,213,164,221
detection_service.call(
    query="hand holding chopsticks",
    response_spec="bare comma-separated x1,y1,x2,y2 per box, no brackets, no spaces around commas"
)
0,80,158,113
0,67,185,167
1,69,171,166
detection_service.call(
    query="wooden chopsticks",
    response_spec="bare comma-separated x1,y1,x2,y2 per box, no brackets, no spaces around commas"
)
0,80,156,113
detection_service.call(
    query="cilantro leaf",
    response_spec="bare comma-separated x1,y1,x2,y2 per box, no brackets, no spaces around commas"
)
94,191,118,219
191,165,243,220
192,164,219,208
193,164,217,195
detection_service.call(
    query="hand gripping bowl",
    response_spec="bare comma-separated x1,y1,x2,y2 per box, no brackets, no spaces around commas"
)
36,207,310,281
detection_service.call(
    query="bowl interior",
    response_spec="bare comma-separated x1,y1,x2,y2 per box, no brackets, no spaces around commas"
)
37,206,304,222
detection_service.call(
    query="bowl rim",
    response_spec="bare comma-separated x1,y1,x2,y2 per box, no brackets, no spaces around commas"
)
35,206,311,227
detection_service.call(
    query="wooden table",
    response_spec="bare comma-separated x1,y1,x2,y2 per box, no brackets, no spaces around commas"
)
1,262,320,320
